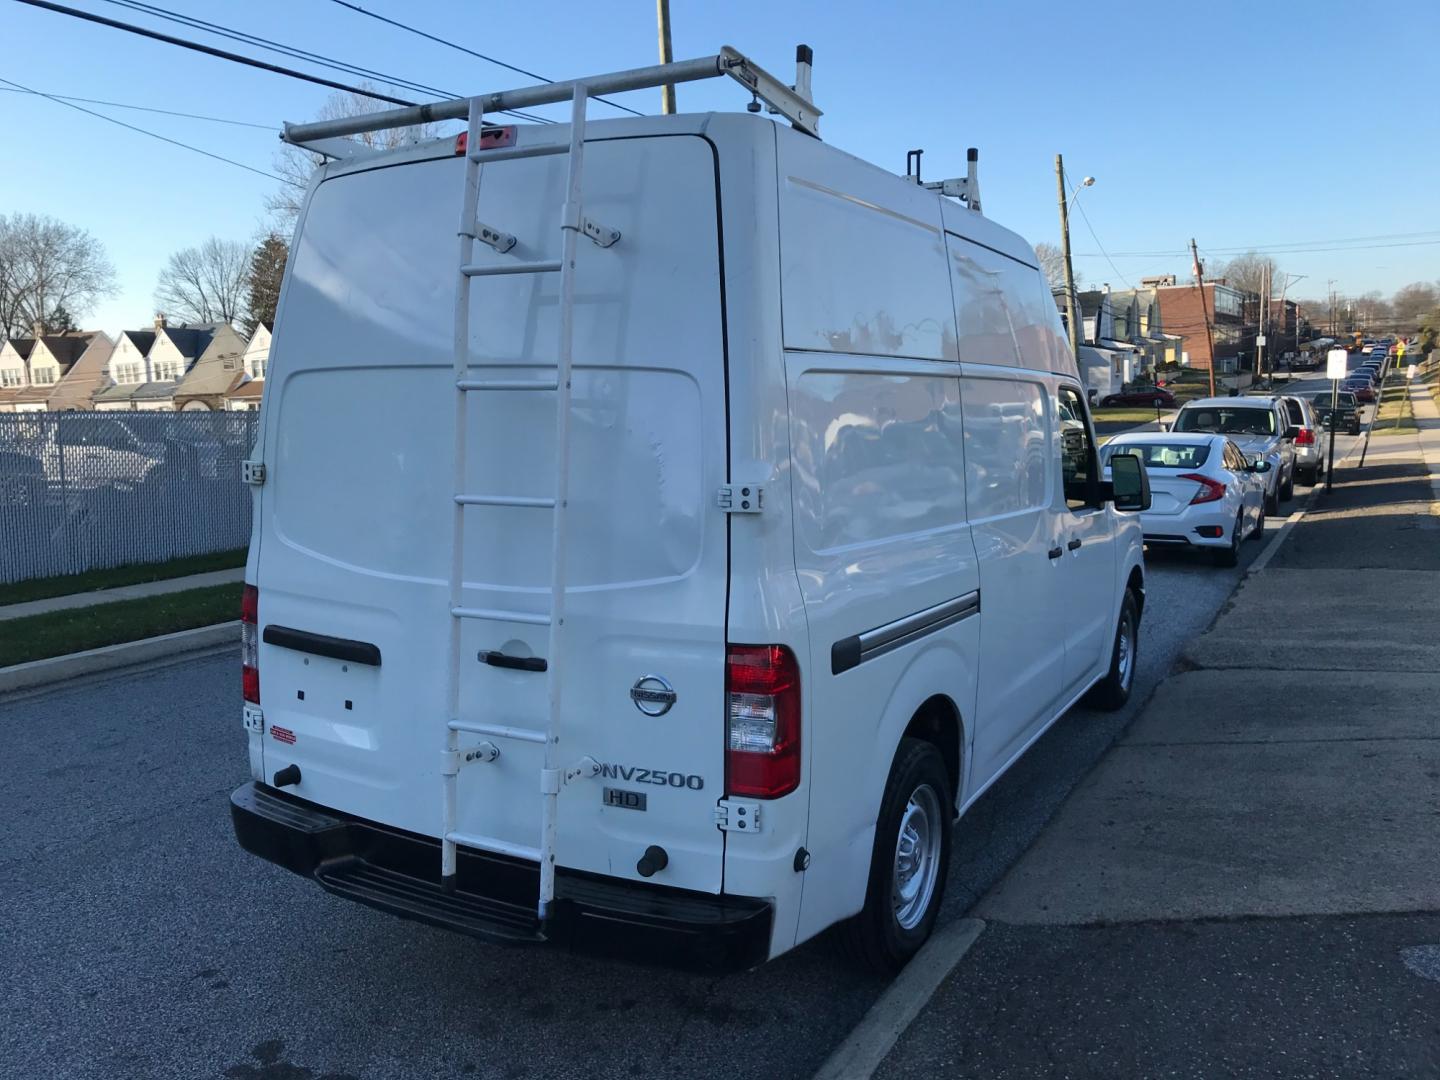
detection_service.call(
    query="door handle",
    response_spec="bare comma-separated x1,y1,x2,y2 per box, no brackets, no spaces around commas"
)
1068,538,1083,551
1048,546,1064,560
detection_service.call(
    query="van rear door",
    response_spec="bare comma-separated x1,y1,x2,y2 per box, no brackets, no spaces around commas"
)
254,132,730,893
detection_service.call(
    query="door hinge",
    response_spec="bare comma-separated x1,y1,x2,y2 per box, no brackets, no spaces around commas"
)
714,797,764,833
241,460,266,486
717,485,764,514
242,703,264,733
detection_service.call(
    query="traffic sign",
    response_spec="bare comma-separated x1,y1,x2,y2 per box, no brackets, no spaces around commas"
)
1408,364,1417,380
1326,349,1348,380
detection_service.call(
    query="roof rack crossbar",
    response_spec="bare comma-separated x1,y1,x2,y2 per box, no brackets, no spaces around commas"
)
281,45,821,146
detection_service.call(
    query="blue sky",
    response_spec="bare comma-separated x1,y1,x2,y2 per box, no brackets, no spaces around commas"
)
3,0,1437,333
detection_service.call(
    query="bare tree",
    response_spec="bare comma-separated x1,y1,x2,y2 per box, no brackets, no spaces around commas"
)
0,212,117,337
154,237,251,326
1211,251,1279,297
269,84,444,227
1033,242,1082,293
1391,282,1440,329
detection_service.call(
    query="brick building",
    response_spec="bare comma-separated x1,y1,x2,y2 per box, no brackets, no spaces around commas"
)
1151,279,1253,373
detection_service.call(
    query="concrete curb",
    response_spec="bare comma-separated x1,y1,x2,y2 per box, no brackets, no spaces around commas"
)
0,621,239,695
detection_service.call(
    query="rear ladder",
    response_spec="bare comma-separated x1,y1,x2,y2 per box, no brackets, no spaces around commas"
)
440,86,611,921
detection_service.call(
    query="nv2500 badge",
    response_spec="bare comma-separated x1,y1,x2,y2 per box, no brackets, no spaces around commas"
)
598,763,704,790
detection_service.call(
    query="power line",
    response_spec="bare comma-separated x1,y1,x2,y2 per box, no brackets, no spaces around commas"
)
1076,238,1440,259
327,0,646,118
1078,229,1440,259
0,84,271,128
1070,196,1132,290
13,0,416,105
100,0,456,102
0,74,281,180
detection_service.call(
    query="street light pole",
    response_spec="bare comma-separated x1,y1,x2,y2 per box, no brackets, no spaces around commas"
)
1056,154,1080,360
656,0,676,114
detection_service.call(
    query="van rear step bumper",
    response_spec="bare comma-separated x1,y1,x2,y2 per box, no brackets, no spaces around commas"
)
230,782,772,972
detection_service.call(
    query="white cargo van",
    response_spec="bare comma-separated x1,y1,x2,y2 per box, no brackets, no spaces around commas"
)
231,48,1150,974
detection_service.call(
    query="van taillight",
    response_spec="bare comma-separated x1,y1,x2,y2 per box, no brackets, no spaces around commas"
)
454,126,516,155
726,644,801,798
241,584,259,704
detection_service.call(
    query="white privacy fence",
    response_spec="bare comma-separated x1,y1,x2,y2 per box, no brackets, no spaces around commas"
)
0,412,260,585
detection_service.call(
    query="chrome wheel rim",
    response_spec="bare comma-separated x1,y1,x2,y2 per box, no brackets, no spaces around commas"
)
1117,613,1135,690
893,783,943,931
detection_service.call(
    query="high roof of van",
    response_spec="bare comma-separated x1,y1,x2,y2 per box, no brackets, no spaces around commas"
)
309,111,1042,272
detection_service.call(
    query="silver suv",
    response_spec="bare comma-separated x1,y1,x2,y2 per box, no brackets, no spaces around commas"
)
1281,395,1324,485
1170,396,1298,512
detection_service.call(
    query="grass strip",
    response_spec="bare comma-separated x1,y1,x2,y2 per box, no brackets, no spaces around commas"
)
0,548,246,608
1371,381,1418,436
0,583,241,668
1091,407,1166,423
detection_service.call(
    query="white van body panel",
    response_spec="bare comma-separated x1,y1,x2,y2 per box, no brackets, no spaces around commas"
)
241,111,1145,967
255,129,732,894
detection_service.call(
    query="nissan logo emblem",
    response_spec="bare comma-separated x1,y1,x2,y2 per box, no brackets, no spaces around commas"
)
630,675,677,717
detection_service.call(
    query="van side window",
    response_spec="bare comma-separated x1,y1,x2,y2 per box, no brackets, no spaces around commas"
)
1057,385,1098,511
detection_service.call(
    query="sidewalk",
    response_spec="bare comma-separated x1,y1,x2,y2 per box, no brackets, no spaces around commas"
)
0,567,244,622
877,390,1440,1077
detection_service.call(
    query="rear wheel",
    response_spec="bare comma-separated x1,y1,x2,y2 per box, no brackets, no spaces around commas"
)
1085,589,1138,711
840,739,952,975
1214,512,1242,567
1280,469,1295,502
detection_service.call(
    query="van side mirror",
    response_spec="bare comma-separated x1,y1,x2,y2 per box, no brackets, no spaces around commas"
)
1108,451,1151,512
1284,426,1300,440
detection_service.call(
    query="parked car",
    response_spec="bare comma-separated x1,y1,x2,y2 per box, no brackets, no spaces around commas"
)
1344,373,1377,403
1280,395,1324,485
1102,433,1268,566
0,447,46,507
1100,386,1177,408
1171,396,1297,512
228,83,1153,977
1310,391,1362,435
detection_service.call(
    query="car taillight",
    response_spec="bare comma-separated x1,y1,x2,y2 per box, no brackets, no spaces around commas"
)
726,644,801,798
241,584,259,704
1295,428,1315,446
1179,473,1226,505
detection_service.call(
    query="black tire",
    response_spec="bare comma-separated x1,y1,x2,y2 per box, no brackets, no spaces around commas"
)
1214,512,1242,567
1265,484,1279,515
839,739,952,975
1100,396,1118,408
1280,469,1295,502
1249,501,1266,541
1085,589,1139,712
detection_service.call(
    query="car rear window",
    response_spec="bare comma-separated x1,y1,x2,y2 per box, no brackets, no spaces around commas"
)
1104,442,1211,469
1173,407,1276,436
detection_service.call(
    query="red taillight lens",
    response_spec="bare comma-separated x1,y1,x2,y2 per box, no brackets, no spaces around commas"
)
241,584,259,704
726,644,801,798
1179,473,1226,505
1295,428,1315,446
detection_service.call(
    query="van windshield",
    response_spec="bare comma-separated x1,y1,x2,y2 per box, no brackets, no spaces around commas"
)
1173,407,1276,436
1102,442,1211,469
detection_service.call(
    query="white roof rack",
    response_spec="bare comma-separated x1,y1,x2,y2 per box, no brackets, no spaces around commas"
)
281,44,822,151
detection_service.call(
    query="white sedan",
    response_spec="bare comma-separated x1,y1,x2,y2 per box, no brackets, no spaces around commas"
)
1102,432,1269,567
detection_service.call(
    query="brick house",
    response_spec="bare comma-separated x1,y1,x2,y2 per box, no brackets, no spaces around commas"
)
1152,280,1253,373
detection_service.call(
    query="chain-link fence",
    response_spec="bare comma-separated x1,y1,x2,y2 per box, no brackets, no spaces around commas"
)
0,412,259,585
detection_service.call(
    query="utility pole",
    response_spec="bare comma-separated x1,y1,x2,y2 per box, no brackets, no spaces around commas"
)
1256,264,1267,384
1191,238,1218,398
1056,154,1080,360
656,0,676,114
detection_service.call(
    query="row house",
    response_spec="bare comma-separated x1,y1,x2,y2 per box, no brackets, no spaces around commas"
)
0,330,115,412
2,318,270,412
1150,278,1252,374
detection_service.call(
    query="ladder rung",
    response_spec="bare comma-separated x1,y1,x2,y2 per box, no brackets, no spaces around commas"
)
448,719,547,744
462,260,561,277
469,143,570,164
455,494,556,508
457,379,558,392
446,831,541,863
452,606,551,626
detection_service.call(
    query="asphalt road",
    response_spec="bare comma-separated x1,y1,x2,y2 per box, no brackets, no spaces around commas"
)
0,455,1353,1080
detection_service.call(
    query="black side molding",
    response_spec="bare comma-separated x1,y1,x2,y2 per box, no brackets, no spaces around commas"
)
263,625,381,666
831,591,981,675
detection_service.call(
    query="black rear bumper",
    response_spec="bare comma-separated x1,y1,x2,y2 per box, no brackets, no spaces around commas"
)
231,781,772,973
